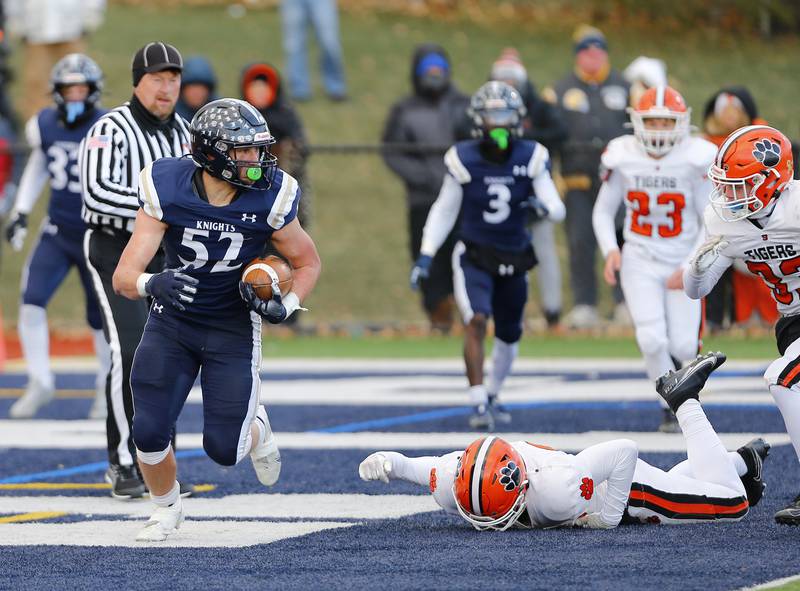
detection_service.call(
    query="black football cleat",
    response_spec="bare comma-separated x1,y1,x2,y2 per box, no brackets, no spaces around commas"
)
105,464,146,500
775,493,800,526
655,352,727,413
736,438,770,507
487,394,512,425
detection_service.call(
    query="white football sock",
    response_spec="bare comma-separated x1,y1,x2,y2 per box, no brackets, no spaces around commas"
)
643,348,673,410
151,481,180,508
486,338,518,396
19,304,53,390
469,384,488,406
675,399,742,492
769,384,800,461
92,329,111,391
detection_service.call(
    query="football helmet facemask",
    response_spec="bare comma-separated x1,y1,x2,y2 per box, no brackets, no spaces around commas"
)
628,85,689,157
709,124,794,222
453,436,529,531
468,81,527,149
49,53,103,126
190,98,278,190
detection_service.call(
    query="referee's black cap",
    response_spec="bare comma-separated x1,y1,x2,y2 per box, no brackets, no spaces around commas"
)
132,42,183,86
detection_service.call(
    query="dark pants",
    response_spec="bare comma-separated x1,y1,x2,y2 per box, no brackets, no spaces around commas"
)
565,183,624,308
409,203,457,313
83,228,162,467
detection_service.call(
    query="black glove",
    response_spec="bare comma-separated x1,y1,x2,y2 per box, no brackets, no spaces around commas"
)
524,195,549,223
145,270,199,312
5,211,27,251
239,281,287,324
409,255,433,290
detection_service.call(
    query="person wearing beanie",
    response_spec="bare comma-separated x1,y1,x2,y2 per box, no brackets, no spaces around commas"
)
81,41,193,501
487,47,567,329
381,44,470,333
176,56,218,121
542,25,631,330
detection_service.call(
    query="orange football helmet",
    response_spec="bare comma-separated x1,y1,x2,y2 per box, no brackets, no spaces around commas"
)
709,125,794,222
452,436,529,531
629,85,690,156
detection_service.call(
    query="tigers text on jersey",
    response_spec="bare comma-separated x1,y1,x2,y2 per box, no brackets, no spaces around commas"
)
447,139,550,251
25,108,106,237
139,157,300,323
594,135,716,265
705,181,800,315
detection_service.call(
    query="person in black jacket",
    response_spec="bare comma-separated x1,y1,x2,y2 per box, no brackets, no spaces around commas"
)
240,62,310,227
381,44,469,332
175,56,218,122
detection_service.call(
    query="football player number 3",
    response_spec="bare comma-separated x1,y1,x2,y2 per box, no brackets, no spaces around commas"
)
746,257,800,305
483,184,511,224
626,191,685,238
180,229,243,273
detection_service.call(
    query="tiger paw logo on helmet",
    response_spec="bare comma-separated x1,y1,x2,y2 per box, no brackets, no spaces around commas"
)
499,461,521,492
752,139,781,168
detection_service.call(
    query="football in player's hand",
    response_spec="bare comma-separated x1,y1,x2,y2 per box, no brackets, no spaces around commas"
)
242,255,293,300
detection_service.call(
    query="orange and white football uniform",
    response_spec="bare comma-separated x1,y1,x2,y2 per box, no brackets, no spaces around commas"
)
593,133,717,382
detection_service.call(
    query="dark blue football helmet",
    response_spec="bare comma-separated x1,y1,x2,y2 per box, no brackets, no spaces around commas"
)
468,81,527,139
49,53,103,126
190,98,278,190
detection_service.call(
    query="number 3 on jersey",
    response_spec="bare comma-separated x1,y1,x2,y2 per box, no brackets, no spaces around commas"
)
626,191,685,238
746,256,800,305
483,183,511,224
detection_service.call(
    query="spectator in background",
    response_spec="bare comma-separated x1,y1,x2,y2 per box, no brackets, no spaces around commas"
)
280,0,347,102
488,48,568,329
5,0,105,120
702,87,778,331
381,44,469,333
240,62,311,227
543,26,630,329
175,56,217,122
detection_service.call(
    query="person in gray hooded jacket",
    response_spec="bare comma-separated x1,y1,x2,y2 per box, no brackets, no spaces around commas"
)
381,43,469,332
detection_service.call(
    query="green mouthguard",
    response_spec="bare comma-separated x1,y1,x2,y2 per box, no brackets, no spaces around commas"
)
246,167,262,181
489,128,510,150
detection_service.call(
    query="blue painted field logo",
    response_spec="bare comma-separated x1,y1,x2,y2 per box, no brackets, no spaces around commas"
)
499,461,521,492
752,139,781,168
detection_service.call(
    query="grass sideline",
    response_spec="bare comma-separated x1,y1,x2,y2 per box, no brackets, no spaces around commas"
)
1,5,798,329
258,332,777,359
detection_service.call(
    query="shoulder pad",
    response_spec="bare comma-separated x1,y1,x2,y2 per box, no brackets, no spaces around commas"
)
681,136,718,169
25,115,41,148
139,162,164,220
527,143,550,178
267,169,301,230
702,203,728,235
526,461,589,527
600,135,638,170
444,145,471,184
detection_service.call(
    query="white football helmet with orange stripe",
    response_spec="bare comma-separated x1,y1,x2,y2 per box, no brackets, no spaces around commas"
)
708,125,794,222
628,85,690,157
452,436,529,531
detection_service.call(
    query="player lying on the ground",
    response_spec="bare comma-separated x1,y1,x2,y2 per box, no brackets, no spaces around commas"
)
681,125,800,525
360,352,768,529
112,98,320,542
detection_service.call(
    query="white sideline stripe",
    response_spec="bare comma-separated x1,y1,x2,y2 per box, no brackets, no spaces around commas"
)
0,422,789,452
0,494,438,520
0,520,354,548
739,574,800,590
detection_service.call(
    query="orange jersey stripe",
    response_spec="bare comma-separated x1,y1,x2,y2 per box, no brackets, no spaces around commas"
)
629,490,748,516
780,362,800,387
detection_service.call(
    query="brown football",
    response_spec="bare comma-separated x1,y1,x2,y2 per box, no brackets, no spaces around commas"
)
241,255,294,300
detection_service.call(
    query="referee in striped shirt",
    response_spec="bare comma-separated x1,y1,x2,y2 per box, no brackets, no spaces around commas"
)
80,42,192,499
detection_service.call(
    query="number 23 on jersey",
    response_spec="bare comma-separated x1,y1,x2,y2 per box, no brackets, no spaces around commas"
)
626,190,685,238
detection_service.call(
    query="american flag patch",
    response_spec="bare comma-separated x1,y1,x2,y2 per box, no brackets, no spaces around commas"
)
86,135,110,150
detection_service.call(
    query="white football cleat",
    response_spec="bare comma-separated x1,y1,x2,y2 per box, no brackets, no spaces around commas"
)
9,379,55,419
250,406,281,486
136,502,184,542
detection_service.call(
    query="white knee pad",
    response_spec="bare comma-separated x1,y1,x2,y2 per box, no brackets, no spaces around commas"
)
137,444,172,465
635,322,668,356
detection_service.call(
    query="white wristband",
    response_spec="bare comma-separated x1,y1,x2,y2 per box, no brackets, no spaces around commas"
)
282,292,307,318
136,273,154,298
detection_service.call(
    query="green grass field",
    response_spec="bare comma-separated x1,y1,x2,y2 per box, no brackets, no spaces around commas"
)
1,4,798,332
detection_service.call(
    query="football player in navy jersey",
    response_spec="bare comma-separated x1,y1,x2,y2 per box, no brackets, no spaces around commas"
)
112,98,321,542
5,54,110,420
411,82,566,429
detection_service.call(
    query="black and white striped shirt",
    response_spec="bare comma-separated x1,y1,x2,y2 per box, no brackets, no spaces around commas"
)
80,100,191,233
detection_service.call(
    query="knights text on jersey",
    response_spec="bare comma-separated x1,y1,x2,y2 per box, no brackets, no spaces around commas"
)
139,158,300,323
447,139,550,252
602,134,716,264
32,108,106,236
705,181,800,316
